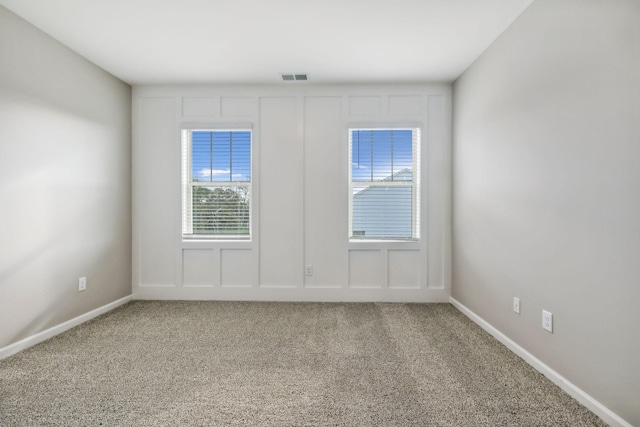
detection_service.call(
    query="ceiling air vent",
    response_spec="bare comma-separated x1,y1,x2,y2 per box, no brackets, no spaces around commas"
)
281,73,308,81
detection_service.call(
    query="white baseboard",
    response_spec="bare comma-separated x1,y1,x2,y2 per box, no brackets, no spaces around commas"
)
134,285,450,303
0,295,132,360
449,297,632,427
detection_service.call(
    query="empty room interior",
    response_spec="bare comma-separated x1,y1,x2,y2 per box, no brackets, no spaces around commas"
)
0,0,638,425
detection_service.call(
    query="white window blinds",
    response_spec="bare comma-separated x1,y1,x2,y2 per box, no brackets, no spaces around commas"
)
181,129,251,239
349,128,421,240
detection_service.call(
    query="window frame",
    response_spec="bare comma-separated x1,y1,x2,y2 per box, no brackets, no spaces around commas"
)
348,127,421,242
181,127,253,241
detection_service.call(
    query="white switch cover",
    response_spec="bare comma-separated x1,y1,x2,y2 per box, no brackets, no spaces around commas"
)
513,297,520,314
542,310,553,332
79,277,87,291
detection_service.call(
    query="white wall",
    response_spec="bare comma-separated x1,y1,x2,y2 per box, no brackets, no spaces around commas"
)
452,0,640,425
133,84,451,302
0,6,132,350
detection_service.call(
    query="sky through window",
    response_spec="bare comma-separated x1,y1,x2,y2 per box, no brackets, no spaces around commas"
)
191,130,251,182
351,129,413,182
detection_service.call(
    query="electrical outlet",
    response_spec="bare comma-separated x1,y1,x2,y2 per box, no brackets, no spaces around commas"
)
305,265,313,276
513,297,520,314
78,277,87,292
542,310,553,333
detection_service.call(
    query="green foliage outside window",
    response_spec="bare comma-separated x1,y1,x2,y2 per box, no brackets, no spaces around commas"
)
192,186,250,235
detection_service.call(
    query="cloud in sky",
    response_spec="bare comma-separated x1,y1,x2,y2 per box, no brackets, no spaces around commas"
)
199,168,247,181
200,168,229,177
352,162,369,169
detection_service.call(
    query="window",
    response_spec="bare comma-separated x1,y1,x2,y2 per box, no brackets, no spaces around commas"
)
349,128,421,240
181,129,251,239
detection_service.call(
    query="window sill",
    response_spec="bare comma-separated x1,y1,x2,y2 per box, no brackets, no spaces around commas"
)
349,238,420,243
348,239,421,250
182,239,253,250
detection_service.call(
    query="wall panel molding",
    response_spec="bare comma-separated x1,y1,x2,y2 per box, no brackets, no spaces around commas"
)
133,84,451,302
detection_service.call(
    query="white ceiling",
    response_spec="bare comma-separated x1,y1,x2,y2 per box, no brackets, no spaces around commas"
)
0,0,534,85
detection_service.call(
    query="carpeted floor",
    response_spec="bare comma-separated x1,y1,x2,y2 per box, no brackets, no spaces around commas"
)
0,301,606,426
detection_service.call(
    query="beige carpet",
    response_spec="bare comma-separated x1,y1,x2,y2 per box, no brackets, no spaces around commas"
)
0,301,606,426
